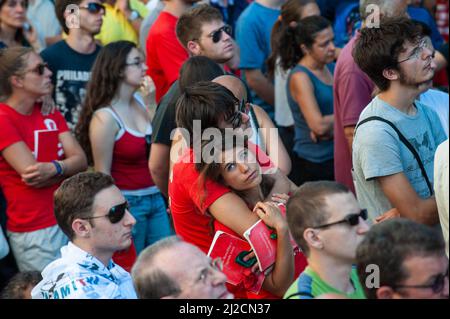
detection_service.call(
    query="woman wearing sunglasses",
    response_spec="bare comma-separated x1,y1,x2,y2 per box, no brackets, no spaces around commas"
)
195,133,305,299
76,41,172,257
0,0,39,50
0,47,87,272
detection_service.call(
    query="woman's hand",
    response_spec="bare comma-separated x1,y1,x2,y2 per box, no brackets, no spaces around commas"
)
21,162,56,188
253,202,287,233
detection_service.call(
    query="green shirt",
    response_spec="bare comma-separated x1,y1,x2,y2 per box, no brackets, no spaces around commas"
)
283,266,367,299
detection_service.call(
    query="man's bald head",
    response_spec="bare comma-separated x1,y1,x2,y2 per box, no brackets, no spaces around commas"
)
212,75,247,102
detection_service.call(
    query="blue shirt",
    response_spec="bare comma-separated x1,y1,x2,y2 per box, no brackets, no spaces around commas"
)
353,97,447,221
236,2,279,118
287,64,335,163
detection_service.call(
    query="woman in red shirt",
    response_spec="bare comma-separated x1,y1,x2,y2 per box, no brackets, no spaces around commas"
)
0,47,87,271
76,41,173,267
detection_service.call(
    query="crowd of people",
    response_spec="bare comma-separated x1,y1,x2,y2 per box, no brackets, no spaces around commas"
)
0,0,448,300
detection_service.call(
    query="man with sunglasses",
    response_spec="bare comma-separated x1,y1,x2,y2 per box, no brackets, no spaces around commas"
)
352,17,447,225
356,218,448,299
176,4,238,68
31,172,138,299
150,4,242,197
284,181,369,299
132,236,233,299
40,0,104,130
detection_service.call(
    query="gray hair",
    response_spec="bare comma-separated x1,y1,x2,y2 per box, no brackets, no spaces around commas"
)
131,236,183,299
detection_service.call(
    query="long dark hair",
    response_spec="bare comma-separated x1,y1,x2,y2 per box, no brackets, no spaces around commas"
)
75,40,136,165
0,0,30,47
279,15,331,71
267,0,318,78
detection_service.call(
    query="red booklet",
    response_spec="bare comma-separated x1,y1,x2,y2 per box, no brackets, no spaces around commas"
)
34,129,59,162
243,220,277,273
207,231,265,294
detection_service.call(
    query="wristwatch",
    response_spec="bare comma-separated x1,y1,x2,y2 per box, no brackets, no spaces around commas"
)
128,10,140,22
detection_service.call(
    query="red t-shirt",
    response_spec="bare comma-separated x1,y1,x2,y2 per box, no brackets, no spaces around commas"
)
0,103,69,232
146,11,188,103
169,148,231,253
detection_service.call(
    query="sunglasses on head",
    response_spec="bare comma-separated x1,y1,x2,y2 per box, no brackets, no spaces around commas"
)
228,99,249,129
208,25,232,43
313,209,368,229
82,201,129,224
79,2,105,14
393,267,449,294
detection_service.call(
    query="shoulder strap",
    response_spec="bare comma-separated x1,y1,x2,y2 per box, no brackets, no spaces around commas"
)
355,115,433,196
107,107,125,130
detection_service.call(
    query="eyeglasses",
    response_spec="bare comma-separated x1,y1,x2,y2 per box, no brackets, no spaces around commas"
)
208,25,232,43
312,209,368,229
79,2,105,14
393,267,449,294
6,0,28,8
81,201,129,224
398,37,435,64
227,100,250,129
125,60,145,68
25,62,48,76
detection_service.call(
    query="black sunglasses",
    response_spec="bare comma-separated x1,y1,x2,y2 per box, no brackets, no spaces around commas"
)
79,2,105,14
313,209,368,229
393,267,449,294
228,100,249,129
25,62,48,76
82,201,129,224
209,25,232,43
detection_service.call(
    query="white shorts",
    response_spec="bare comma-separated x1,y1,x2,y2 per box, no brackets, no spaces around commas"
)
7,225,68,272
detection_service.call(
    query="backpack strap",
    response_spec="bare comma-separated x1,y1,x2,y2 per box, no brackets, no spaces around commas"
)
355,115,433,196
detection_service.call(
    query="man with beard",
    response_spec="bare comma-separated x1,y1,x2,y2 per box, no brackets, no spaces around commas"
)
352,17,447,225
41,0,104,130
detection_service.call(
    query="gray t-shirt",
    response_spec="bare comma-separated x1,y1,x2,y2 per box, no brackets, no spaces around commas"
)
352,96,447,221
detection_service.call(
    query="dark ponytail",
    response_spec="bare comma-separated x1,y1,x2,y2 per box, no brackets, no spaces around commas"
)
267,0,319,77
279,15,332,71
